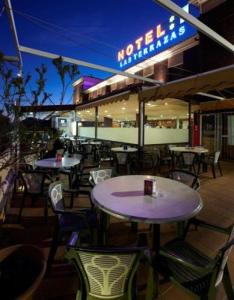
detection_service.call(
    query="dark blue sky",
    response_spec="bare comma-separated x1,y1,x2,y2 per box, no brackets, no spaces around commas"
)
1,0,192,103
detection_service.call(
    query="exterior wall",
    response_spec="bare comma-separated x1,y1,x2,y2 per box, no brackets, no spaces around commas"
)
198,0,234,71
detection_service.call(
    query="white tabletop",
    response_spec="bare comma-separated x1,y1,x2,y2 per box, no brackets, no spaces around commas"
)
35,155,81,169
91,175,202,224
170,146,208,154
81,141,102,145
111,147,138,153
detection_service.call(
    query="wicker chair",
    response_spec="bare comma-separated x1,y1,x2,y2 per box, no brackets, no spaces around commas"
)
65,241,150,300
0,244,46,300
154,222,234,300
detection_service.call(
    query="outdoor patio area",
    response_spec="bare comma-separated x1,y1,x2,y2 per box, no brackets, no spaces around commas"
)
1,160,234,300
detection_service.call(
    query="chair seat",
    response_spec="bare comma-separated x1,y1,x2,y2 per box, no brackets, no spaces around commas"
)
157,239,213,296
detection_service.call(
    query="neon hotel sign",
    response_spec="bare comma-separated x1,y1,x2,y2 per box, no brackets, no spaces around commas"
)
117,4,197,68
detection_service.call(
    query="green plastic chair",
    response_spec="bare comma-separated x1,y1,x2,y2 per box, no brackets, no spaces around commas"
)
155,222,234,300
65,243,151,300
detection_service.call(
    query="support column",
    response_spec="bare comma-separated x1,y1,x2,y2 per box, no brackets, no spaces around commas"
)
95,106,98,139
188,100,192,146
138,98,145,149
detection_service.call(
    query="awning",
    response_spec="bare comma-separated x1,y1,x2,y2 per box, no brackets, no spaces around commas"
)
139,64,234,102
76,91,131,110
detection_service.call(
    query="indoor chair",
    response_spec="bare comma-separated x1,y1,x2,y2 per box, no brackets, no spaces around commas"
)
47,181,98,272
168,169,200,191
0,244,46,300
65,238,151,300
154,222,234,300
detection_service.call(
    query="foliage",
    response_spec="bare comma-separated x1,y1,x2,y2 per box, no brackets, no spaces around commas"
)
52,56,80,104
0,52,80,171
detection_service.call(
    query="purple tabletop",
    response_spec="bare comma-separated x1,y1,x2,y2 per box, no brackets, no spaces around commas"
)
35,155,81,169
91,175,203,224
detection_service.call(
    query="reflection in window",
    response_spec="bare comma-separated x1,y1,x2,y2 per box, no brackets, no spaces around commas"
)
228,115,234,145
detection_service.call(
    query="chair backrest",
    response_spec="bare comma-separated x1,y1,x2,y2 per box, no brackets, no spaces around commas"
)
168,169,200,190
181,152,197,166
215,225,234,287
65,246,143,299
24,154,37,169
154,147,161,159
214,151,221,164
115,153,128,165
0,244,46,300
90,169,112,185
20,171,45,194
82,144,93,155
48,181,64,213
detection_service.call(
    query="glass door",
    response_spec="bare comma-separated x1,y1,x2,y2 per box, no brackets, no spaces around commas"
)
221,112,234,160
201,114,217,153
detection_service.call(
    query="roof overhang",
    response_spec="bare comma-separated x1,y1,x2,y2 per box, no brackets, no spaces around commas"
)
19,104,76,113
139,64,234,102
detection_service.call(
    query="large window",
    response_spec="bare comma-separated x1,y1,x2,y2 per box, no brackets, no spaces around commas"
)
77,108,95,138
144,98,191,144
97,95,138,143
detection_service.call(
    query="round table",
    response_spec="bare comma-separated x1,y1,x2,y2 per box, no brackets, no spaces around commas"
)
91,175,203,249
170,146,208,173
111,147,138,153
170,146,208,154
35,155,81,169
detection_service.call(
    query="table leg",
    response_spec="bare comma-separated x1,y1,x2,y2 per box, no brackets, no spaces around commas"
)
99,211,109,245
152,224,160,254
151,224,161,299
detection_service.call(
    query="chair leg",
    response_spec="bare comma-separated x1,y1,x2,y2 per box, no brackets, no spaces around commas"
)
218,162,223,176
44,196,48,224
18,193,26,223
131,222,138,233
47,225,61,274
211,165,216,179
223,266,234,300
69,192,74,208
